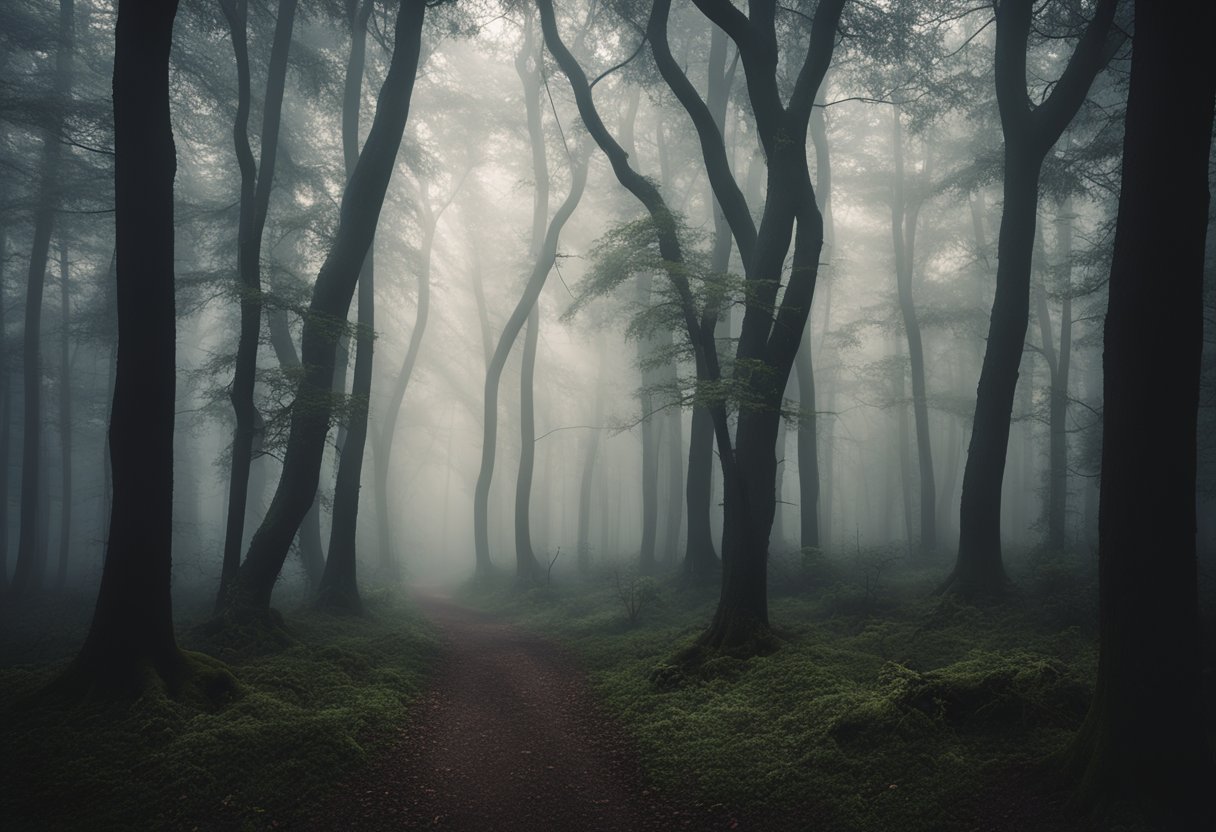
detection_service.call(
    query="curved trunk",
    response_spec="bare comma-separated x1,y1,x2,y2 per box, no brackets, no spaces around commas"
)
472,158,587,581
513,306,541,580
374,219,432,577
317,0,376,611
12,0,74,597
217,0,298,606
220,0,428,617
947,0,1115,595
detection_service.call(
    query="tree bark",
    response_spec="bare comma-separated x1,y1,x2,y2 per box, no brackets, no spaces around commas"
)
217,0,298,606
11,0,74,597
514,305,542,579
219,0,428,617
890,106,935,557
1035,198,1073,549
55,239,72,590
541,0,843,650
945,0,1115,596
0,234,8,591
317,0,376,613
61,0,192,696
576,344,607,571
1069,0,1215,818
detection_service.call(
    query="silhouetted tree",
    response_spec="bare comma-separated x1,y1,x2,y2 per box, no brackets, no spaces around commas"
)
11,0,74,597
61,0,193,695
944,0,1116,596
1069,0,1215,820
215,0,298,607
218,0,429,619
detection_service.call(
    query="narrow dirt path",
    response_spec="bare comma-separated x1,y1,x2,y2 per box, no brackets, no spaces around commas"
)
305,593,738,831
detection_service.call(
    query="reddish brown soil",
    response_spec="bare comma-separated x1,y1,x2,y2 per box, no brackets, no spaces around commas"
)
302,593,743,832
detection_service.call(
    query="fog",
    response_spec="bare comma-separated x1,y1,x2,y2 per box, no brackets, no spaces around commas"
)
1,1,1213,829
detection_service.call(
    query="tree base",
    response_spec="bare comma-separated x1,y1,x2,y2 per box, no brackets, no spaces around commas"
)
36,648,238,707
935,564,1011,600
202,601,293,656
315,583,364,616
1065,699,1213,828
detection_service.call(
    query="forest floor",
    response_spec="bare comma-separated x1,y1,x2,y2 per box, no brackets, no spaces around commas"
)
449,552,1167,832
304,591,744,831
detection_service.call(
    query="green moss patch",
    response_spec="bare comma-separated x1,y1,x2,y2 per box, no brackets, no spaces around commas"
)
467,564,1102,830
0,592,438,831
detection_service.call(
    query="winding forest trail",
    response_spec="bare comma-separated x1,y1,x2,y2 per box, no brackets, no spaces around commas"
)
307,592,739,831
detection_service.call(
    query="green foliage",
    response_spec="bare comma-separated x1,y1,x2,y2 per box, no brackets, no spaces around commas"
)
0,594,439,831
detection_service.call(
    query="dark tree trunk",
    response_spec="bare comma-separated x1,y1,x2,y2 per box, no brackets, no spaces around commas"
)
1070,0,1214,819
681,28,726,575
219,0,428,618
317,0,376,613
0,235,8,590
217,0,298,606
543,0,844,651
472,155,587,582
55,240,72,590
662,395,684,560
11,0,73,597
945,0,1115,596
266,298,325,589
60,0,192,696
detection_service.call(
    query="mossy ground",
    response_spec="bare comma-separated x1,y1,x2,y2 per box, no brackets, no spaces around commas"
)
462,550,1125,830
0,589,439,831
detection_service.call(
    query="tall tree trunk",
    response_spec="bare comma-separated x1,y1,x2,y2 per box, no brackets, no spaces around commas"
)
1035,198,1073,549
890,107,935,556
795,342,819,550
266,300,325,588
662,396,684,560
472,157,587,580
1070,1,1214,818
220,0,428,618
945,0,1115,596
60,0,191,696
0,234,9,590
11,0,74,597
55,239,72,590
317,0,376,612
543,0,845,650
810,81,835,551
636,274,659,574
683,24,732,580
374,217,432,577
217,0,298,606
514,305,541,579
576,346,606,571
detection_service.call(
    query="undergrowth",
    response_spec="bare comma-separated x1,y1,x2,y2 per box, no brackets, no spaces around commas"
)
0,591,438,831
465,556,1106,831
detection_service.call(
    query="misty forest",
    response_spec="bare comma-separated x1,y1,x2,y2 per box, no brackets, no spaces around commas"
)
0,0,1212,829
